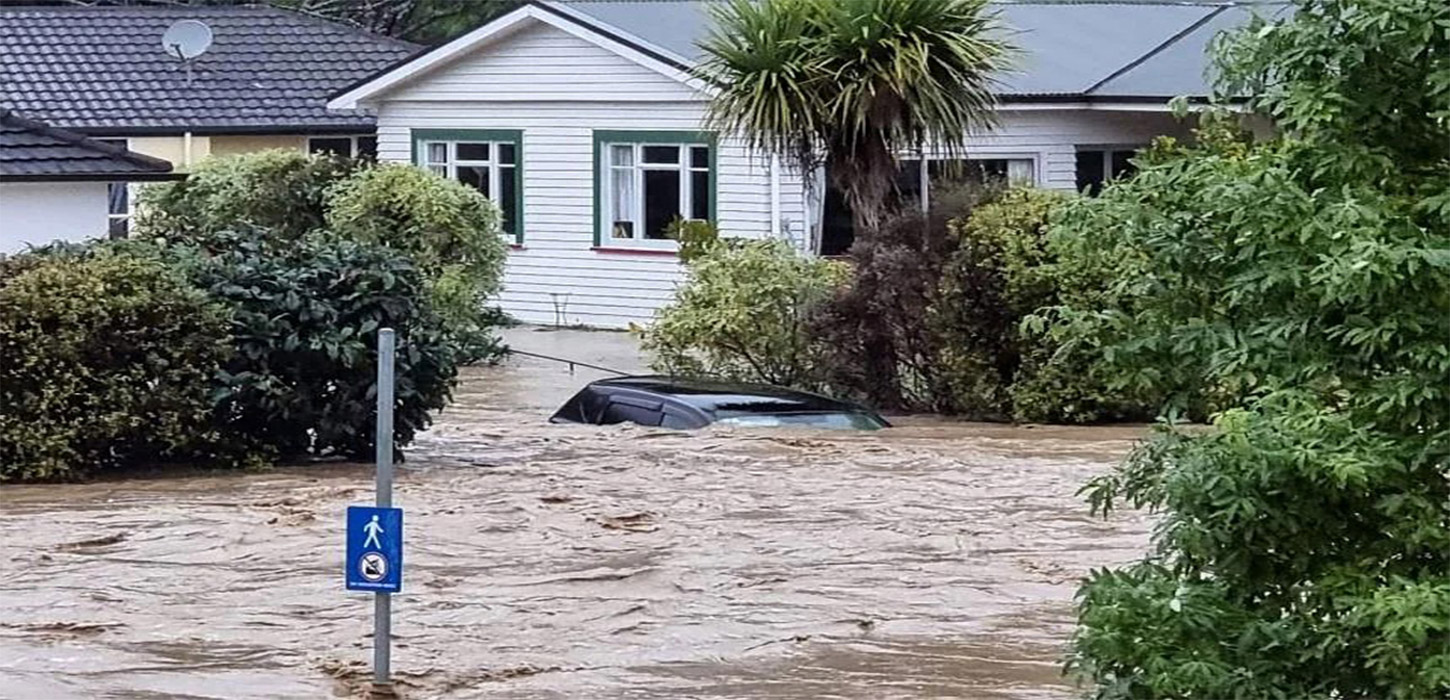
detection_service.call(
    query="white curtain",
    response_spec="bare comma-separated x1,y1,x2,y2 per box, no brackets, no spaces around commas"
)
1008,158,1035,184
609,145,636,238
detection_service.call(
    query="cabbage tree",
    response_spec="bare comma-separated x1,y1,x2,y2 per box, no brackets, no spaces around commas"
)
696,0,1012,236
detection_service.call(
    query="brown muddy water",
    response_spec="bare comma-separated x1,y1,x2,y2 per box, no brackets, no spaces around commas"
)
0,328,1151,699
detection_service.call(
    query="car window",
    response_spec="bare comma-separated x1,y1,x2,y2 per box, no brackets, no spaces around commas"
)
602,401,663,427
660,412,696,429
716,412,887,430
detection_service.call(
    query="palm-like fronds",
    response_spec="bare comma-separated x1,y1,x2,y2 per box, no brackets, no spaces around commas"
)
697,0,1014,232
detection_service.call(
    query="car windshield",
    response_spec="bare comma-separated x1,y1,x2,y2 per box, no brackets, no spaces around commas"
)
715,411,888,431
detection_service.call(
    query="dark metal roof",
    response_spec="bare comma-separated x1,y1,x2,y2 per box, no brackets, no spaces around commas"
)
0,5,421,134
0,108,176,181
540,0,1290,99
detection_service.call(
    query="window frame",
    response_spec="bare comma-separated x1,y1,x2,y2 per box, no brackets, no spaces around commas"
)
592,130,717,249
410,129,524,245
94,138,133,239
909,153,1039,211
1074,144,1141,195
936,154,1039,185
308,134,378,160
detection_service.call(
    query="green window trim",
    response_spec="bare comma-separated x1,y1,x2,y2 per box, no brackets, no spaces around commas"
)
411,128,525,245
592,129,718,247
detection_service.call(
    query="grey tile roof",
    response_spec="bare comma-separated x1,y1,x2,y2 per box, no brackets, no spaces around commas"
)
0,107,175,180
0,5,420,134
540,0,1290,99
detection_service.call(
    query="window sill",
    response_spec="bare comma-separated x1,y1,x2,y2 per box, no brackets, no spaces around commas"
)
591,246,679,257
508,243,526,250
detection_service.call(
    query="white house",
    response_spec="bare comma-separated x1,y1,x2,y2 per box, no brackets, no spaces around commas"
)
330,0,1283,328
0,108,177,254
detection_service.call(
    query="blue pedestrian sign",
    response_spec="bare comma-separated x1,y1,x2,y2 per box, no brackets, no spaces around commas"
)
346,506,403,593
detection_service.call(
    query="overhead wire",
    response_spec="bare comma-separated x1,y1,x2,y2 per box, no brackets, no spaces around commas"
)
505,348,632,376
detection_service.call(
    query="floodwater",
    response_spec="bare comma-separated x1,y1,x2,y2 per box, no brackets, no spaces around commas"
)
0,328,1151,699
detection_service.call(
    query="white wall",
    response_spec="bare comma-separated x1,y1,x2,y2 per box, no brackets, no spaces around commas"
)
372,18,810,328
970,109,1193,190
0,181,110,254
366,17,1194,328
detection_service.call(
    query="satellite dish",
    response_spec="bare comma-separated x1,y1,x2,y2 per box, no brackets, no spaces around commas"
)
161,19,213,61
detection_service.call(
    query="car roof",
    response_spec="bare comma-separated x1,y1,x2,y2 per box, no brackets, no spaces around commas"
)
589,375,864,415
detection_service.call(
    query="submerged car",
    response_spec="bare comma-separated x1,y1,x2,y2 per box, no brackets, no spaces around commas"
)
550,376,890,430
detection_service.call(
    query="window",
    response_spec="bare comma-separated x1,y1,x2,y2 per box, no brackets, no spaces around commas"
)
819,156,1035,256
895,157,1036,205
602,401,663,427
411,129,523,242
1075,147,1138,195
95,138,132,239
594,131,715,248
308,135,378,160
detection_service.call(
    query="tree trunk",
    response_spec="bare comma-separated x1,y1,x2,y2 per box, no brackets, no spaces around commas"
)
826,131,896,247
823,132,907,408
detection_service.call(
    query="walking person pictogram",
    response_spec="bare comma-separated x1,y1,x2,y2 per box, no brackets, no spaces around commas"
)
345,505,402,593
363,514,384,549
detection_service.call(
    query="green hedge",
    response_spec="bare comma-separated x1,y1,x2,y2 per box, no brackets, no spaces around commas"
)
141,151,509,363
934,186,1158,423
326,164,508,362
136,149,359,241
175,231,459,459
642,238,847,389
0,151,507,480
0,251,232,481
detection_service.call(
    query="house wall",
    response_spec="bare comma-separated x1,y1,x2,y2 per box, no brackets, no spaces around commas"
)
127,135,211,171
118,134,336,171
371,17,812,328
209,134,309,157
975,109,1193,189
377,101,810,328
365,17,1195,328
0,181,109,254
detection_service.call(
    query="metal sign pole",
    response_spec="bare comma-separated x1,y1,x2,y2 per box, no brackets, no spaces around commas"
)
373,328,395,697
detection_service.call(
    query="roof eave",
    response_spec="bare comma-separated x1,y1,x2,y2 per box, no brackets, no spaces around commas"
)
0,172,187,183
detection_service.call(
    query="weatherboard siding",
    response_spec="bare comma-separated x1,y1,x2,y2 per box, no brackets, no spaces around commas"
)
949,109,1195,190
388,20,700,104
376,100,811,328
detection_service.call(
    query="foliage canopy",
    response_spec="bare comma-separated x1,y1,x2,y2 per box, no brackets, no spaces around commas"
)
174,231,460,461
141,150,508,363
0,250,232,481
697,0,1012,232
1066,0,1450,696
641,238,846,390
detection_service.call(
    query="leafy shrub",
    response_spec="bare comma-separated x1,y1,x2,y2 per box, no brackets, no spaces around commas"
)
325,163,508,362
1068,0,1450,692
0,250,232,481
929,187,1066,419
665,217,725,263
325,163,506,286
641,238,846,388
172,231,459,460
139,152,509,363
810,183,998,411
136,149,362,242
929,186,1159,423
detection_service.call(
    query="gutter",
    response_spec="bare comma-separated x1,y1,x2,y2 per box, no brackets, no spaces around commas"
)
66,123,379,137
